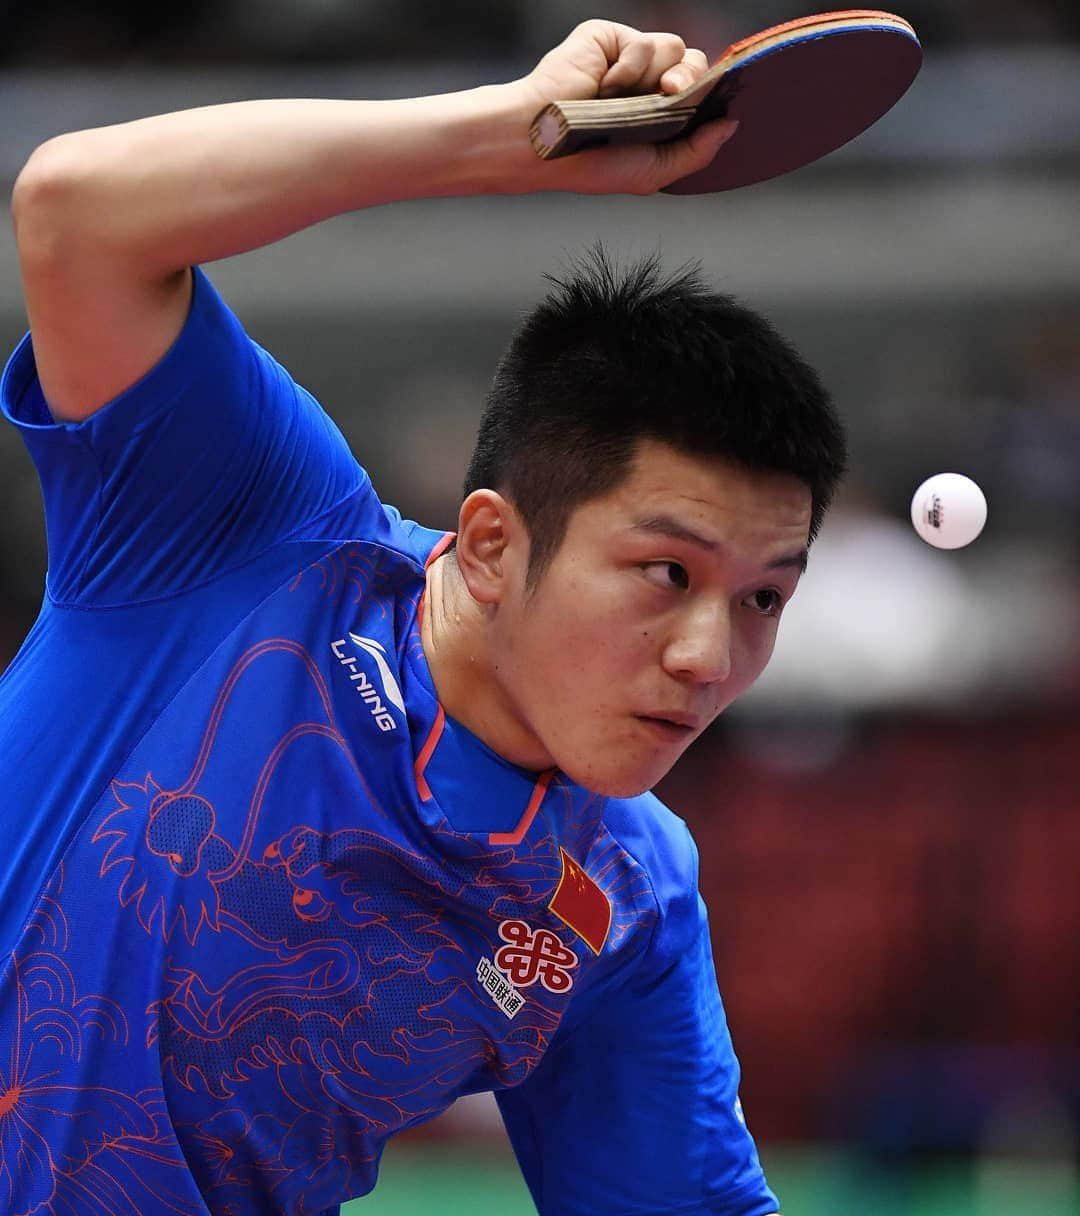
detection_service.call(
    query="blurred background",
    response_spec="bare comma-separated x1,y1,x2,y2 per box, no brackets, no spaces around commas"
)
2,2,1079,1213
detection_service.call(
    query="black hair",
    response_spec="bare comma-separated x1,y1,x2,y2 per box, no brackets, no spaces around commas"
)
463,247,847,587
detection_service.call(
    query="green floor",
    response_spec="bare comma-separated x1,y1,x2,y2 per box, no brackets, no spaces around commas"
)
344,1143,1080,1215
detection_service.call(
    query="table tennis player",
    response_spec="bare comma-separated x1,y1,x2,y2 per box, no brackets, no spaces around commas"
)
0,20,846,1215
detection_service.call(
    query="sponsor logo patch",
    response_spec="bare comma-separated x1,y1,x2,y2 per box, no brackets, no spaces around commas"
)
330,634,404,732
476,956,526,1020
494,919,579,993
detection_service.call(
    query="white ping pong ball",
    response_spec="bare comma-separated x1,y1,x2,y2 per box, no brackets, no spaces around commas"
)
910,473,987,549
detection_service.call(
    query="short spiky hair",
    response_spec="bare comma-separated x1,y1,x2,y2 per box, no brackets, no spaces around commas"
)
463,248,846,585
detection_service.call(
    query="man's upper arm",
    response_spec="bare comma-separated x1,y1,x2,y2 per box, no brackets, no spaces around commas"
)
13,138,194,423
2,264,365,605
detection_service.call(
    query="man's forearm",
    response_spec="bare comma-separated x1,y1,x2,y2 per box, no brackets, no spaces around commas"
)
14,85,537,278
11,24,730,420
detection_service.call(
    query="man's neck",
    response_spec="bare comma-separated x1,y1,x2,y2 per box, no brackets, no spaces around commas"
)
421,554,553,772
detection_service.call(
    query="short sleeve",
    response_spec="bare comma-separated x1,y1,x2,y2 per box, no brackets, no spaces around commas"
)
496,831,779,1216
0,267,366,606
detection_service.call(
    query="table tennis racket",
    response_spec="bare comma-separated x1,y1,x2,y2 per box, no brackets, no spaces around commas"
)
529,10,922,193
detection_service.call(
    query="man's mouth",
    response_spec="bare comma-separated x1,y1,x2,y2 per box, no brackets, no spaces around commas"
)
635,714,698,742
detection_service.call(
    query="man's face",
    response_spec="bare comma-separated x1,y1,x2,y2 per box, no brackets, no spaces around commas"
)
489,439,813,797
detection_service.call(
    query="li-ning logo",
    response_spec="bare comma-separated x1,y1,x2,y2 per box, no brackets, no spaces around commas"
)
331,634,405,732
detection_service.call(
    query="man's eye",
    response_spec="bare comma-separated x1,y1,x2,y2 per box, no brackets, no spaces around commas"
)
745,588,783,616
643,562,689,591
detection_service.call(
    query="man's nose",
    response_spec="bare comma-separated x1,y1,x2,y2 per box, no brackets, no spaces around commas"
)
661,602,732,685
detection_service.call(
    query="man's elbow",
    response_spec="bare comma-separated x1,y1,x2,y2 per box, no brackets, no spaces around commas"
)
12,135,92,267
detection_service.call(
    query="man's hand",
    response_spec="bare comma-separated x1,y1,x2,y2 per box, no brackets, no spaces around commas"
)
507,20,737,196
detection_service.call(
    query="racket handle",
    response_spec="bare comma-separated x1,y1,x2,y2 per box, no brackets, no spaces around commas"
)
530,98,696,160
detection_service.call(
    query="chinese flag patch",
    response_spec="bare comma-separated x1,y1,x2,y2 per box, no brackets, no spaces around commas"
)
548,848,611,955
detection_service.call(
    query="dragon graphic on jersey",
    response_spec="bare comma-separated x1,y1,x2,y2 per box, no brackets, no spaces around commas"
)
0,865,204,1215
0,551,645,1214
1,629,584,1213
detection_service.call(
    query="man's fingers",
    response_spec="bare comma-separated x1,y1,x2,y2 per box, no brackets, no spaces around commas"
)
527,23,706,111
597,39,652,97
660,47,710,95
598,32,688,98
649,118,739,192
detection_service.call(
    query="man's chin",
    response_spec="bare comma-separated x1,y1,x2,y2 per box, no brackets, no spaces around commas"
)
558,757,676,801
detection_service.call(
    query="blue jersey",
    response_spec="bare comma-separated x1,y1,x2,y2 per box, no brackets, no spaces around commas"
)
0,269,778,1216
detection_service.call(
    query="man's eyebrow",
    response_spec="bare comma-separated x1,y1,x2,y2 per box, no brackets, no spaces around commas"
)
768,549,809,575
630,514,808,574
631,515,719,552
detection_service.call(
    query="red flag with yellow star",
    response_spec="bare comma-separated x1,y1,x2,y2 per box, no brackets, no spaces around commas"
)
548,847,611,955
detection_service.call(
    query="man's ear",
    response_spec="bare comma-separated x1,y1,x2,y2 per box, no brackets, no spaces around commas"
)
454,490,527,606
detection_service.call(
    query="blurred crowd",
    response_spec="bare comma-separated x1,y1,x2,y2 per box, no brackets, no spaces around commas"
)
4,0,1080,66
